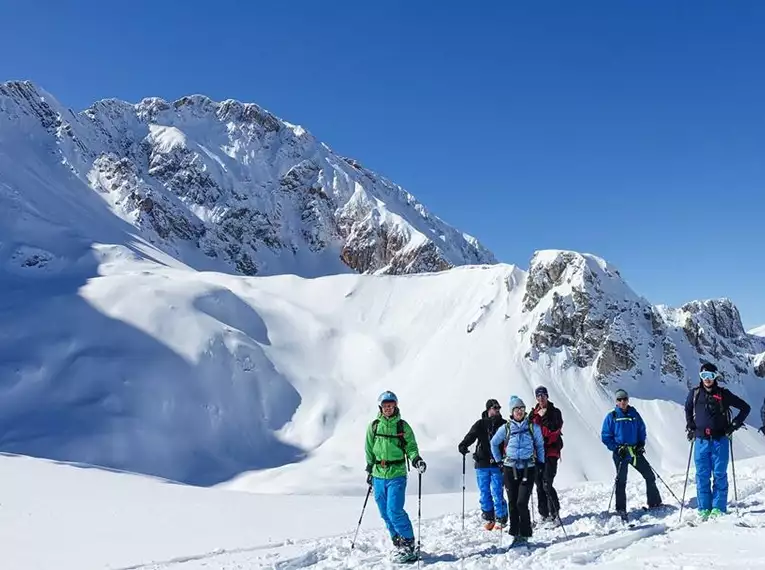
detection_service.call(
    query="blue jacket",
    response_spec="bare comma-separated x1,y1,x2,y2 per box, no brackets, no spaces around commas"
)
601,406,646,451
685,382,750,439
490,415,545,467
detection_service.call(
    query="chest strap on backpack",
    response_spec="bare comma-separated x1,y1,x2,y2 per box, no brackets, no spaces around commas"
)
372,419,410,471
504,421,538,466
375,458,406,466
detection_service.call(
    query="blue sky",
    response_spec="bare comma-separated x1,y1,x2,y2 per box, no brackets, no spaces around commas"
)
1,0,763,328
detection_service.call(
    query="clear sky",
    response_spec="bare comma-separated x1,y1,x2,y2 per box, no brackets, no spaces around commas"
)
1,0,763,328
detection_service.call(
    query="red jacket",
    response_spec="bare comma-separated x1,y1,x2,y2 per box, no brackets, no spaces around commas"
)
530,401,564,458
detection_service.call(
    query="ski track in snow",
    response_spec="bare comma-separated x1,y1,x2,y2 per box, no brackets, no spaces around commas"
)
128,476,765,570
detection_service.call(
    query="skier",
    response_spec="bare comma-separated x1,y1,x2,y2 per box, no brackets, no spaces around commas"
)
759,396,765,435
365,391,427,563
600,389,662,522
684,362,750,518
529,385,563,524
458,398,509,530
490,395,545,548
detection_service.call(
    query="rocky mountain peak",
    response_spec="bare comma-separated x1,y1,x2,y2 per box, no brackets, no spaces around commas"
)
0,80,495,278
520,250,764,384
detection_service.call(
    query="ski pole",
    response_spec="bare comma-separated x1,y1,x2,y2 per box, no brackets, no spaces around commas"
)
649,464,683,507
351,484,372,549
417,471,422,569
461,454,466,531
608,457,628,513
678,439,694,523
730,435,739,516
557,512,568,538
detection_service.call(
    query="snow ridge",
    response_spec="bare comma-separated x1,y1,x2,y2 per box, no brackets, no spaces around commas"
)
0,80,495,278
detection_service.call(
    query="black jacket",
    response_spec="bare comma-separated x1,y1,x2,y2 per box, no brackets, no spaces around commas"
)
685,381,750,439
459,411,507,468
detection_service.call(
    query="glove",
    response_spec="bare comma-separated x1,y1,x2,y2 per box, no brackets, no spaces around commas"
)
536,461,544,470
366,464,373,486
617,446,629,459
726,422,741,437
458,443,468,455
686,427,695,442
413,456,427,474
635,442,645,455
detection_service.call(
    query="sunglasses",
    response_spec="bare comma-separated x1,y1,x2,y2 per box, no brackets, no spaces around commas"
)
490,405,501,410
535,394,548,399
616,397,628,402
513,406,526,411
700,371,718,381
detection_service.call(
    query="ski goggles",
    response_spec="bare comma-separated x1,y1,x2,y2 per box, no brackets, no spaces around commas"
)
700,371,718,381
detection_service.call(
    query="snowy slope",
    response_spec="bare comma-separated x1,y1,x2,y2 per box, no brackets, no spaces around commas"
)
751,324,765,337
6,451,765,570
0,80,494,278
2,81,765,496
2,240,764,490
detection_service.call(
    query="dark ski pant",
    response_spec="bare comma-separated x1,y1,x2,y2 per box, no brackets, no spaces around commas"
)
612,453,662,512
535,456,560,518
503,464,536,537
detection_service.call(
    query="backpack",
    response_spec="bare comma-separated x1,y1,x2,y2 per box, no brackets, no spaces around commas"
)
371,418,410,471
691,386,731,426
503,418,538,462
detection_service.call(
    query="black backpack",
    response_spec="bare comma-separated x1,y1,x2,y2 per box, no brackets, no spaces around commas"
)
691,386,731,426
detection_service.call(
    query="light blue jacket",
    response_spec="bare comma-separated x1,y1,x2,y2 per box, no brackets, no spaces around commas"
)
490,415,545,467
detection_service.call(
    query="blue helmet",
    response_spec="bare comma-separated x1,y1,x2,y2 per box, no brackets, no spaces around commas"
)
378,391,398,406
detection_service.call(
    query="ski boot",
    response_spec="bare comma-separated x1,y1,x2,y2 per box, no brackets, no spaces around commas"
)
616,509,628,523
394,538,418,563
509,535,529,549
494,515,508,530
481,510,495,530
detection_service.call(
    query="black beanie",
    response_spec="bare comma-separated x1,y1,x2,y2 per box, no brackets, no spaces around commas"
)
700,362,718,373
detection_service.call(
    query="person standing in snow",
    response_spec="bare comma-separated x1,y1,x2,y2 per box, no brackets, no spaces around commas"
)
684,362,750,518
600,389,662,521
759,396,765,435
365,391,427,562
490,396,545,548
529,385,563,524
458,398,509,530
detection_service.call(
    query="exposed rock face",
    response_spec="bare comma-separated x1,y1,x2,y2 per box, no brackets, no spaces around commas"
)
521,250,765,385
755,353,765,378
0,80,496,278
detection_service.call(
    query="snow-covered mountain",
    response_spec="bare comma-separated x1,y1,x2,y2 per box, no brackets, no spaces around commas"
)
751,324,765,337
2,80,764,495
0,80,494,278
1,240,763,489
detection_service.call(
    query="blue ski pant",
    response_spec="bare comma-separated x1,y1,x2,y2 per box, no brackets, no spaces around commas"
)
372,476,414,539
476,466,508,520
694,437,729,512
